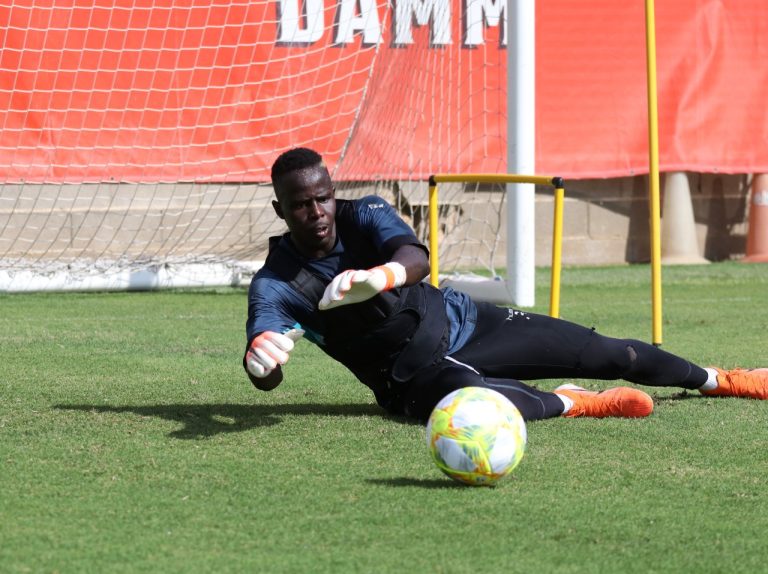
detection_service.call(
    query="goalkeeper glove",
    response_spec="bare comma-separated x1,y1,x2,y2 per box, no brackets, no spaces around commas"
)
245,329,304,378
318,262,407,311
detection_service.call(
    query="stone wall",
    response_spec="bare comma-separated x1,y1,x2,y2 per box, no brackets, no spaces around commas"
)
534,173,751,266
0,173,753,271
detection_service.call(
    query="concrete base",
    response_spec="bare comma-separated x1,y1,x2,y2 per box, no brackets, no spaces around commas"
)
0,174,754,287
440,274,514,305
660,172,709,265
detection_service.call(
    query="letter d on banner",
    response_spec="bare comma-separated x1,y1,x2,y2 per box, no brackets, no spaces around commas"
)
278,0,324,44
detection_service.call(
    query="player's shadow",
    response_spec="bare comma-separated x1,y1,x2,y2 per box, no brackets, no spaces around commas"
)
54,402,387,440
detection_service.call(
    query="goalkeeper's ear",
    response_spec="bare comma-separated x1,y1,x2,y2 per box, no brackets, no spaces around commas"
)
272,199,284,220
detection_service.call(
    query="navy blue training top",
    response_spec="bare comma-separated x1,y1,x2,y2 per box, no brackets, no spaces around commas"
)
246,195,477,355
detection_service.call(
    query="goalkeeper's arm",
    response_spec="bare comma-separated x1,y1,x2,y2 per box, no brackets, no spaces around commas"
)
319,244,429,311
244,329,304,391
246,363,284,391
391,244,430,285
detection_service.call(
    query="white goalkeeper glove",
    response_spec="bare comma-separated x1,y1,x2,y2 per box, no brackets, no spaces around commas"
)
318,262,407,311
245,329,304,378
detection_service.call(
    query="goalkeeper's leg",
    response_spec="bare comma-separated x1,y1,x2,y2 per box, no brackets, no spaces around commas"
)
452,302,709,390
399,361,565,422
399,359,655,422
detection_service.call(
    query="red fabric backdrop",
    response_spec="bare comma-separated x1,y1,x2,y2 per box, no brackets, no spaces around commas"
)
0,0,765,182
536,0,768,178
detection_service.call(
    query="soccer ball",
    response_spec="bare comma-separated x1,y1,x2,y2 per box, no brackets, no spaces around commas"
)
426,387,527,486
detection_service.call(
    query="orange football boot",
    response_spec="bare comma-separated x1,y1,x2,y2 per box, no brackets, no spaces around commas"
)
700,368,768,400
555,384,654,418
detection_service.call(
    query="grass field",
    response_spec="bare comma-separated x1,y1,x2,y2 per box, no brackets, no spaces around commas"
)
1,261,767,573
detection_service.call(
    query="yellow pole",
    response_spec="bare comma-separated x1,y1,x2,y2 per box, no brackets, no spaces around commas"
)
549,181,565,318
429,174,563,317
431,174,554,186
428,179,439,287
645,0,663,345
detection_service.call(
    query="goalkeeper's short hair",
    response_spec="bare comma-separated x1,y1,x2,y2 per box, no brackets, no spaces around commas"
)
271,147,324,185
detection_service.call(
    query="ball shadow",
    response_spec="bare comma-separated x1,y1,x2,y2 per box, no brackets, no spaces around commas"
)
365,477,467,489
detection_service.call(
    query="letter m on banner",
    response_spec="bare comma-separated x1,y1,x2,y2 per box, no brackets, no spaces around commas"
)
394,0,451,45
465,0,506,46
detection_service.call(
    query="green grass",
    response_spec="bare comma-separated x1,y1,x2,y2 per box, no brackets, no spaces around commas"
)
1,261,767,573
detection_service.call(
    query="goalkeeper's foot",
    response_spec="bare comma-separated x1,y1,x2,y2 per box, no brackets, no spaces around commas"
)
555,384,654,418
701,368,768,400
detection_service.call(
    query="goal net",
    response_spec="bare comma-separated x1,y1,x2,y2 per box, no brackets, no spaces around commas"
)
0,0,509,292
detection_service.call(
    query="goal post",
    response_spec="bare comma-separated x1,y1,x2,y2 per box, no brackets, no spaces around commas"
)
428,174,565,318
0,0,512,293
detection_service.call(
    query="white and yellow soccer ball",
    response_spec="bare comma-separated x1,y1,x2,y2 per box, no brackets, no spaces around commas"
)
426,387,527,486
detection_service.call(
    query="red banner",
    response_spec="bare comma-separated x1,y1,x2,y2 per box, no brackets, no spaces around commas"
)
0,0,766,182
537,0,768,178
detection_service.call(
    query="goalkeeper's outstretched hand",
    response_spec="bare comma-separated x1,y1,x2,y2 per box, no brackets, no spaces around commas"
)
318,262,406,310
245,329,304,379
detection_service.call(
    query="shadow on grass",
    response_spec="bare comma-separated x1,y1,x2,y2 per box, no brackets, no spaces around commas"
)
366,477,466,489
54,402,390,440
657,390,705,401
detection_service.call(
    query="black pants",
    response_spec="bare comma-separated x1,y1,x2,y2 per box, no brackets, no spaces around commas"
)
398,303,708,422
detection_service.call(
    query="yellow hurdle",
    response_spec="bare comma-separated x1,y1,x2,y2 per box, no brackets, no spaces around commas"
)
428,174,565,318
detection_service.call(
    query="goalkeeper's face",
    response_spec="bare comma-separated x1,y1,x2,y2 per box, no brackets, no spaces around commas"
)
272,164,337,258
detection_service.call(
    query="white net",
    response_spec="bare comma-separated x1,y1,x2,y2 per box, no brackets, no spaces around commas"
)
0,0,508,291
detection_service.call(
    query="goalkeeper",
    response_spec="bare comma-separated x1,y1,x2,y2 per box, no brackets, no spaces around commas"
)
244,147,768,422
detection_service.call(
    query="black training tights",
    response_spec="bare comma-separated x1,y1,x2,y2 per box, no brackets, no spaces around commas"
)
399,303,708,422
